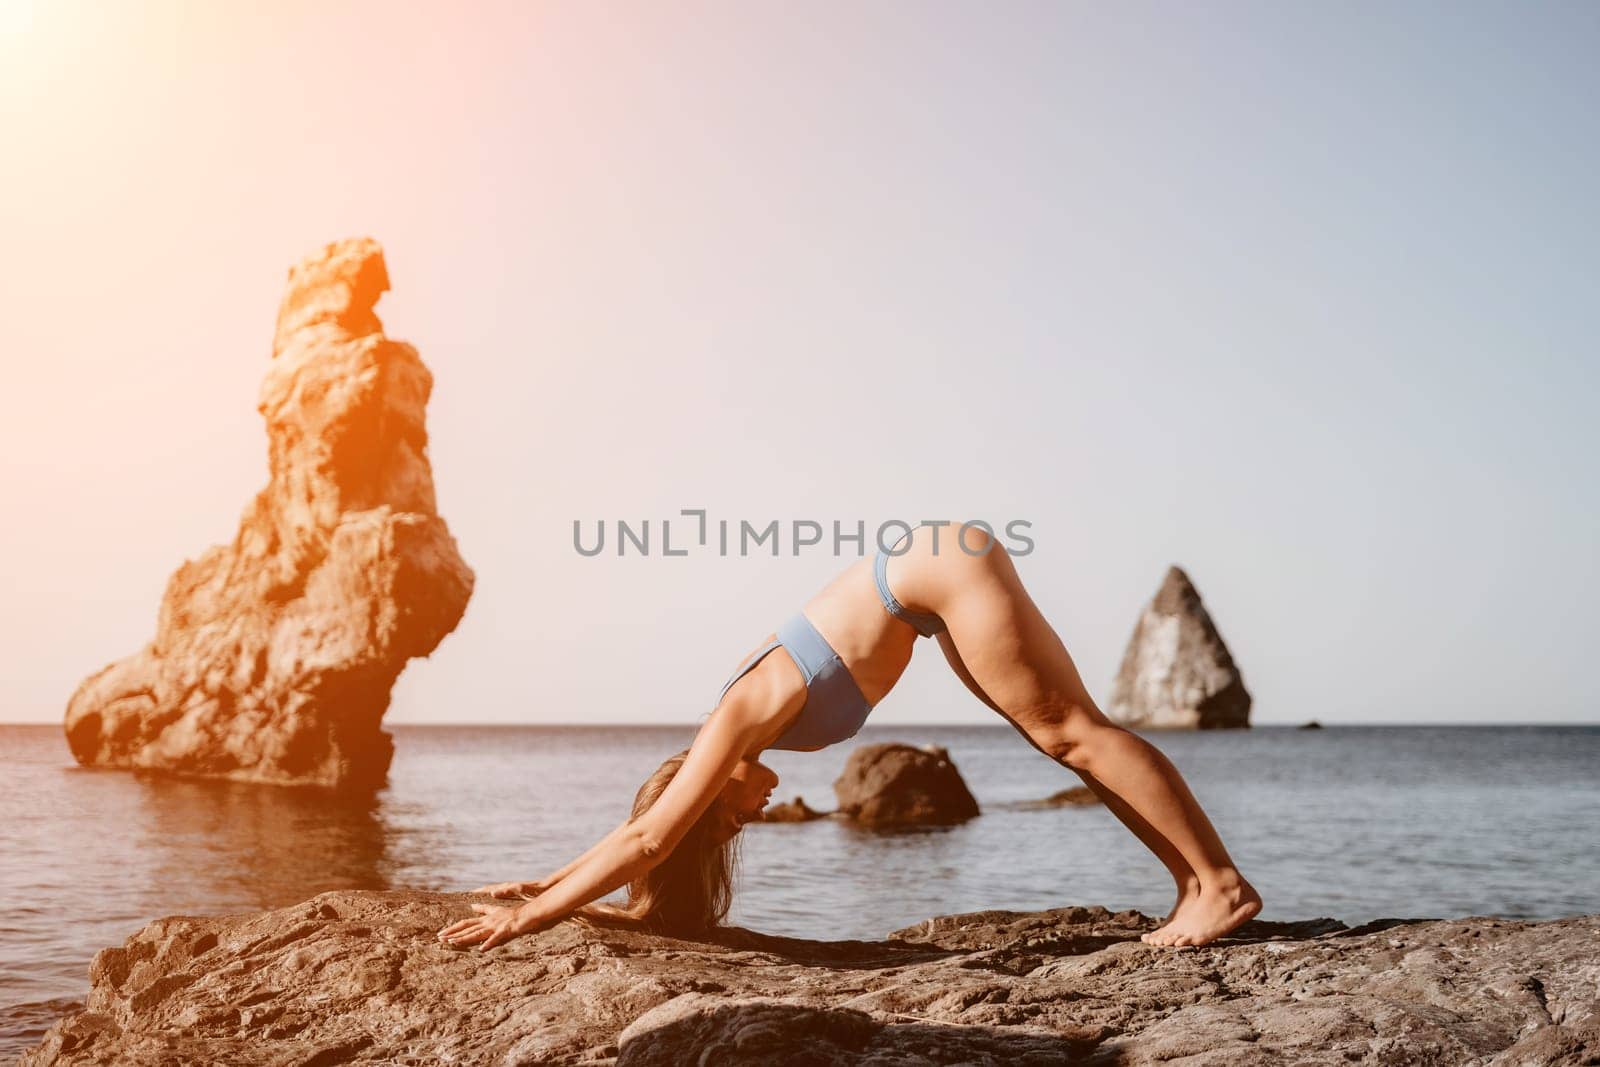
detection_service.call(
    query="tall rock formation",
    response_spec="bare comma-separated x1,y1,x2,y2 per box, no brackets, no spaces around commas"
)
1107,566,1250,729
63,238,474,787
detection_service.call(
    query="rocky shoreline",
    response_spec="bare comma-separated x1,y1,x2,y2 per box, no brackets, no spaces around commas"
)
19,891,1599,1065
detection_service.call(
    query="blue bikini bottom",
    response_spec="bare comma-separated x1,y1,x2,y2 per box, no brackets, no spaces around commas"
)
713,541,947,751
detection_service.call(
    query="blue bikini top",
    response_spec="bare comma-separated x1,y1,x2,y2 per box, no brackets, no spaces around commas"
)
714,613,872,751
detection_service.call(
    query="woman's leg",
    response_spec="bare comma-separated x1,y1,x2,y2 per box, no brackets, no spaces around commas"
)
907,527,1261,946
934,630,1201,917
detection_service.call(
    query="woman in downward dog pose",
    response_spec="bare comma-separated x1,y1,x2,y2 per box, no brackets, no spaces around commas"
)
440,522,1261,951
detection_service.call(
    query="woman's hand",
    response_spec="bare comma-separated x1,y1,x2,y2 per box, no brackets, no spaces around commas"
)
471,879,551,900
436,902,550,951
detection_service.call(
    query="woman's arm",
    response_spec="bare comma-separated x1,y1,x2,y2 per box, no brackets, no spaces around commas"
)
438,696,770,951
472,820,634,898
541,822,632,883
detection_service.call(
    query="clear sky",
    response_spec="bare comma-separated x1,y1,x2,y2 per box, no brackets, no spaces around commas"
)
2,1,1595,726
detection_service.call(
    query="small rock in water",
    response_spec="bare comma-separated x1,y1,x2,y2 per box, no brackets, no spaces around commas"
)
832,743,980,829
1016,786,1102,809
760,796,830,822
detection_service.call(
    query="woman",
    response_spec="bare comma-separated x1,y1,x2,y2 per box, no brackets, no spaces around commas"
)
439,521,1261,951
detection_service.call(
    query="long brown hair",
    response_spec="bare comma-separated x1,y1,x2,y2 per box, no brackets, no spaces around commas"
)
573,748,743,936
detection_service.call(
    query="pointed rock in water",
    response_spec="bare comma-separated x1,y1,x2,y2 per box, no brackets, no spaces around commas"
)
1108,566,1250,729
18,889,1600,1065
62,238,474,788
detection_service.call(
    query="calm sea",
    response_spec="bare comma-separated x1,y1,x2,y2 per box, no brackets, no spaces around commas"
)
3,722,1598,1058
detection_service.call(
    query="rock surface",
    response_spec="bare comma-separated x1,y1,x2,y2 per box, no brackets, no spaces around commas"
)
832,743,980,829
62,238,474,788
21,890,1599,1066
1107,565,1251,729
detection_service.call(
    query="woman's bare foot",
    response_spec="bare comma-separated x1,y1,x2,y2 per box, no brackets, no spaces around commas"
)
1147,878,1201,932
1142,872,1261,947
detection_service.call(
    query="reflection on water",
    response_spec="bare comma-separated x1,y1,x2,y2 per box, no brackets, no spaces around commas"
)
0,729,441,1058
134,776,392,910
